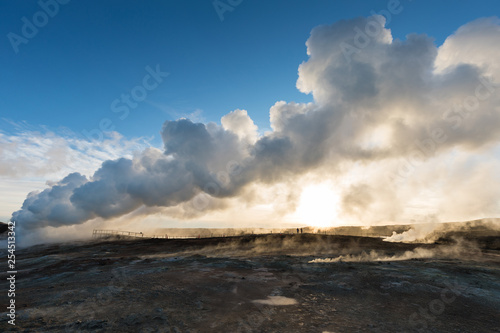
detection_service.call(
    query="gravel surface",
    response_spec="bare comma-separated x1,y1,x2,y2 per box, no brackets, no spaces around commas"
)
1,234,499,332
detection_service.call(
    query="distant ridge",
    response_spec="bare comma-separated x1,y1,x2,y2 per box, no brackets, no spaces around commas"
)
153,218,500,238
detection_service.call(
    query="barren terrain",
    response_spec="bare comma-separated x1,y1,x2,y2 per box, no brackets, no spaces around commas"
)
1,233,500,332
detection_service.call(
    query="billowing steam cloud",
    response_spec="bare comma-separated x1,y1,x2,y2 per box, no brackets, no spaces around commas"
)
12,16,500,232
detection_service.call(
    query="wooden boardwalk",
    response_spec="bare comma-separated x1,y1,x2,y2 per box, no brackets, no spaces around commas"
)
92,229,211,240
92,229,303,240
92,229,144,239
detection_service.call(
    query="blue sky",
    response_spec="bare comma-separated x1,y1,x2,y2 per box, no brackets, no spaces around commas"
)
2,1,500,239
2,0,499,144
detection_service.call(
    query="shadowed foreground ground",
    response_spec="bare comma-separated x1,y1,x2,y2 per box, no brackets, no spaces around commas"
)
1,234,500,332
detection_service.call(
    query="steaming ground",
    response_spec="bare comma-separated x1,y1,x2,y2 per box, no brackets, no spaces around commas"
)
1,231,499,332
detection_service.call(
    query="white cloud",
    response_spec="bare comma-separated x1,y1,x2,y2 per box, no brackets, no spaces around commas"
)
9,16,500,239
0,124,152,220
221,109,258,144
435,17,500,78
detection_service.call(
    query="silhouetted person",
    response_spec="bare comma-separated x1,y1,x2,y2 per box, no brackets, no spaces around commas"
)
297,228,299,234
301,228,303,234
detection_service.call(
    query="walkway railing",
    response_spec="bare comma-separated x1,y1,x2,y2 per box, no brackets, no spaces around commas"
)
92,229,144,239
92,229,224,240
92,229,304,240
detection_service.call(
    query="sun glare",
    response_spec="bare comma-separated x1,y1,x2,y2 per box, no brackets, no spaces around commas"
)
293,183,342,228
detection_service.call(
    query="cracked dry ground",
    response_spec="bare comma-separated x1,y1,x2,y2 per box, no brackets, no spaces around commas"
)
1,234,500,332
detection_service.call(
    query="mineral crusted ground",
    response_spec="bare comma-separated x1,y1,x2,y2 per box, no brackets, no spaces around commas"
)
1,234,499,332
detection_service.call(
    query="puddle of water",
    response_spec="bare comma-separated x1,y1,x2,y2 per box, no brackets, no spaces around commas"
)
252,296,298,306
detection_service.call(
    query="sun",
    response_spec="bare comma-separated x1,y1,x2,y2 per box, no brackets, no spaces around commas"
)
292,183,342,228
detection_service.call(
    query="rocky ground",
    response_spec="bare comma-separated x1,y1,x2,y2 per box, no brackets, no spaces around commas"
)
1,234,500,332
